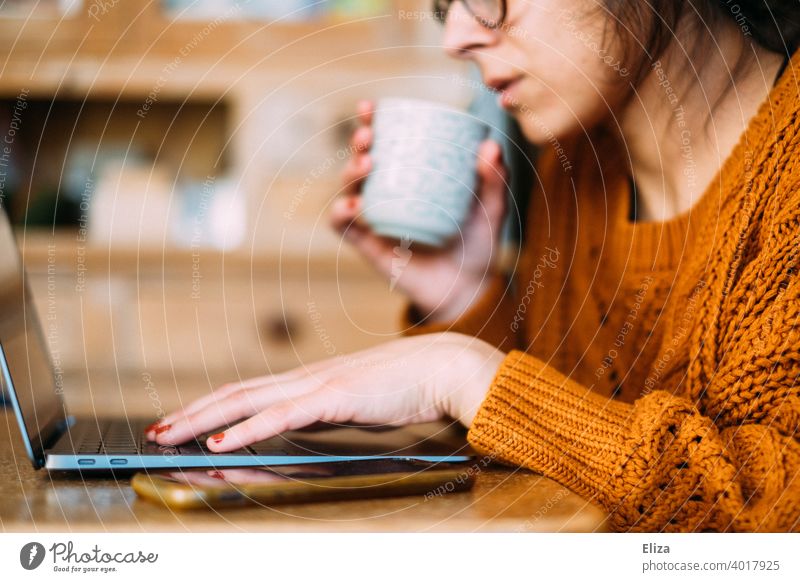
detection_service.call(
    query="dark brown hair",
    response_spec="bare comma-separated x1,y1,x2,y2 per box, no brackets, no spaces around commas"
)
603,0,800,85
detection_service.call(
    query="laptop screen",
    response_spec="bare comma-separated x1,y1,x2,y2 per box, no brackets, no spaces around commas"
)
0,209,68,467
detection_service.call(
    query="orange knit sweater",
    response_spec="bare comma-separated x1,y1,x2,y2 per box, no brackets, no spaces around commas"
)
403,53,800,532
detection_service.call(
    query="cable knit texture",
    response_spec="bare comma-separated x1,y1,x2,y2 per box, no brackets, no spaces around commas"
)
402,53,800,531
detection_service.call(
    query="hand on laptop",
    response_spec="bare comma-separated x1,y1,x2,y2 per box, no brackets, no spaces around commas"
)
144,333,505,453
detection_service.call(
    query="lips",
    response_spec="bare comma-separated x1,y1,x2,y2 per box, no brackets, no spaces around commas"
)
485,77,518,92
485,76,523,108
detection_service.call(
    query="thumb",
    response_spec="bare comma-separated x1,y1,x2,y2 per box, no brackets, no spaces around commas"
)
474,140,509,233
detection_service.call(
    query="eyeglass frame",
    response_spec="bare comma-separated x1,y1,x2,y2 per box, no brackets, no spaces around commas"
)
432,0,508,30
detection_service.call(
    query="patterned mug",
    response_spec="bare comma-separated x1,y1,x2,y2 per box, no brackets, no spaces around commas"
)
361,98,489,248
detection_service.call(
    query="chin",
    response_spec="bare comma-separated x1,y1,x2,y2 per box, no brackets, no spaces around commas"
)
514,105,589,148
516,113,568,146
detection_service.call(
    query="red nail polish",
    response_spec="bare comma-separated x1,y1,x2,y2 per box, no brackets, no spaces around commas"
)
144,422,160,433
210,432,225,444
154,424,172,435
210,471,225,480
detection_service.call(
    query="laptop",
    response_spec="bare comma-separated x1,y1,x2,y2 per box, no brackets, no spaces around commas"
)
0,209,474,471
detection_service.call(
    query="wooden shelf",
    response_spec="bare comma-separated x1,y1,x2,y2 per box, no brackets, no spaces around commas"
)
0,1,434,64
17,229,379,277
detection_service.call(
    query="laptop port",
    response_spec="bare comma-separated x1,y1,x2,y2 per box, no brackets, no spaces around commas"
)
78,459,95,465
110,459,128,466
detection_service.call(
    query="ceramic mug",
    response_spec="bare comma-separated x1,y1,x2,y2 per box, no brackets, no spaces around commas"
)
361,98,489,247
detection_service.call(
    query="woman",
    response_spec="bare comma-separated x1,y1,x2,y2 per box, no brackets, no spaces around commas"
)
147,0,800,532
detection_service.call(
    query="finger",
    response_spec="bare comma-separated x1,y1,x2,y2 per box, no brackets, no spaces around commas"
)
476,140,507,202
144,382,246,440
349,124,372,154
330,194,361,233
146,358,335,440
279,464,335,477
338,221,401,275
154,389,264,446
207,390,333,452
153,350,359,443
472,140,509,232
155,380,319,446
341,154,372,201
161,471,192,484
356,99,374,126
178,471,225,487
210,468,285,485
341,149,372,196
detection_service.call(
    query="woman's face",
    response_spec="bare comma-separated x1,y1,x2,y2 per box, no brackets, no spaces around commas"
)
442,0,630,144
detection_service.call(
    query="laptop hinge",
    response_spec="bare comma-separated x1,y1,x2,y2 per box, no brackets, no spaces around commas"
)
44,414,75,449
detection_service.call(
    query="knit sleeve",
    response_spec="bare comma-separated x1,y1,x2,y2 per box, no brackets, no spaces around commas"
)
399,273,519,351
468,232,800,532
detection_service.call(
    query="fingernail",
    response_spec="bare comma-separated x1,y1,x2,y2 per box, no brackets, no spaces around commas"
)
144,422,160,433
154,424,172,435
210,471,225,480
210,432,225,444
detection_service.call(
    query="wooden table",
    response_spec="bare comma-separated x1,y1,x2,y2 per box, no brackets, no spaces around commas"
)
0,410,608,533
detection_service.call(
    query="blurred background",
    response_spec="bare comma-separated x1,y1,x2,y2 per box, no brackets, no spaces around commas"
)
0,0,473,248
0,0,526,415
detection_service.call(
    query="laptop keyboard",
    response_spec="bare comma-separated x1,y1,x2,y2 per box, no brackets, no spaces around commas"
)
61,418,288,456
72,419,151,455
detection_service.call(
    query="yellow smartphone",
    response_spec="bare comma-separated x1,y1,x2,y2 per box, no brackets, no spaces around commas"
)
132,459,475,510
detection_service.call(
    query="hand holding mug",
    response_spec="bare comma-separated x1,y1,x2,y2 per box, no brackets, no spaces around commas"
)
331,99,509,323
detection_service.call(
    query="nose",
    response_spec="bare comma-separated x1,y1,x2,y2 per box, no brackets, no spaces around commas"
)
441,2,498,60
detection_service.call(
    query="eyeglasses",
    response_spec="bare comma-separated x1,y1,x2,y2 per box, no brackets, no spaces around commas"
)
432,0,507,30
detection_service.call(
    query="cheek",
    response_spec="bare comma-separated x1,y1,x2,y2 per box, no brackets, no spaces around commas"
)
508,3,626,140
512,71,617,146
512,54,623,143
